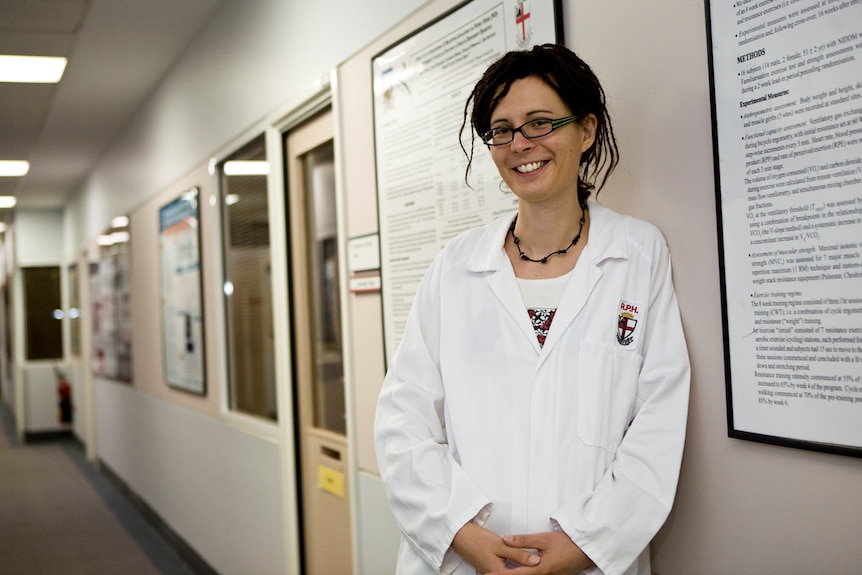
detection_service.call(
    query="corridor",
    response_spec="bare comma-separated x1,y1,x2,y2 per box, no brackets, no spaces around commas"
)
0,408,206,575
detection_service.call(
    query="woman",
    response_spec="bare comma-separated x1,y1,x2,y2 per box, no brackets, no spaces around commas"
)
374,44,690,575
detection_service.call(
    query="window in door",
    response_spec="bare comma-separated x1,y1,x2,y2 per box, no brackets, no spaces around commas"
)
23,266,63,360
301,142,345,434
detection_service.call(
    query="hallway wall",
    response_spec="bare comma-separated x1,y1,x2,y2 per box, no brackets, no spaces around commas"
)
11,211,69,439
567,3,862,573
95,378,283,574
65,0,427,250
56,0,862,574
62,1,428,574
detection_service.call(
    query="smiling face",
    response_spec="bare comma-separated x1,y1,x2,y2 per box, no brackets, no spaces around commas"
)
488,76,596,207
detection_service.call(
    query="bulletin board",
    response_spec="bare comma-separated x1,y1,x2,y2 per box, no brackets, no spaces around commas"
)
707,0,862,457
372,0,562,362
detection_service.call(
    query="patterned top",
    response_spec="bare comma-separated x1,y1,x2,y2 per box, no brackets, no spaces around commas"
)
527,308,556,346
516,271,572,347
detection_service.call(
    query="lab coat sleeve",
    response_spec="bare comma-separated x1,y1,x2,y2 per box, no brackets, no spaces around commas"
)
552,233,691,575
374,253,492,572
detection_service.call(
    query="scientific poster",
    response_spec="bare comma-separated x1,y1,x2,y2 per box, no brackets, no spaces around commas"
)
159,188,206,395
90,226,133,382
709,0,862,455
373,0,561,361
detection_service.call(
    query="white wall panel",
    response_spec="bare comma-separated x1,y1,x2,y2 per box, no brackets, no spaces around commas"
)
95,379,284,575
23,363,67,432
356,471,400,575
16,210,64,264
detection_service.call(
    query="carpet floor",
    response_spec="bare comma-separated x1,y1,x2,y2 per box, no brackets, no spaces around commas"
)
0,407,202,575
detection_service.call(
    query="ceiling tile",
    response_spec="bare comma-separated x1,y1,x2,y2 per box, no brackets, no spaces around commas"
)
0,178,19,196
0,0,89,33
0,31,76,56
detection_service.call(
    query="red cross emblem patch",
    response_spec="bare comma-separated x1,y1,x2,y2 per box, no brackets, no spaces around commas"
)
617,300,642,347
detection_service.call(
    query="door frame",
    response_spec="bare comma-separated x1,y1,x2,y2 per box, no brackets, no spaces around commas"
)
266,70,359,575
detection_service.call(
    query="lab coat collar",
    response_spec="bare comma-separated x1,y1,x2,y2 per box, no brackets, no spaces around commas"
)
465,201,630,273
464,201,632,359
465,214,514,272
581,201,630,265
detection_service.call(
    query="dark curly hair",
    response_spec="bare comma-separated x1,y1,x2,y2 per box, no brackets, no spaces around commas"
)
460,43,619,202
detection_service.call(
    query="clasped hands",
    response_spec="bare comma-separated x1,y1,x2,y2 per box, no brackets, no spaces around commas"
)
451,522,593,575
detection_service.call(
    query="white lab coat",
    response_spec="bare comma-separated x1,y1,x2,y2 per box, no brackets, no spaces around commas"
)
374,202,690,575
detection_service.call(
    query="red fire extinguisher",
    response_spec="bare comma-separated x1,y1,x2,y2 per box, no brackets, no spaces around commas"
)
55,368,73,424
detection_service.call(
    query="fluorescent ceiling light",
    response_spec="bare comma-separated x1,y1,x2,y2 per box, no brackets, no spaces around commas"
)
0,55,67,83
0,196,17,209
97,231,130,246
111,215,129,228
0,161,29,177
223,160,270,176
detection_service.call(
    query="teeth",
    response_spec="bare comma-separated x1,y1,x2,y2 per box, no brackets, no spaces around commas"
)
516,161,544,173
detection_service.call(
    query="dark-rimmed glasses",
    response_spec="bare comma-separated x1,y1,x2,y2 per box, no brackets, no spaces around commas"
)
480,115,579,146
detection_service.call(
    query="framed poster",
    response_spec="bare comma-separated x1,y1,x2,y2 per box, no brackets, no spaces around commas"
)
373,0,562,362
89,222,133,382
706,0,862,456
159,187,206,395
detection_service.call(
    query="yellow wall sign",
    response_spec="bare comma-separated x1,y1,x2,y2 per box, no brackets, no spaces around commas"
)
317,465,345,498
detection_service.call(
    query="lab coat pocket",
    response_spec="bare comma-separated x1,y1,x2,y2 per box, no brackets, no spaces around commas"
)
577,341,642,453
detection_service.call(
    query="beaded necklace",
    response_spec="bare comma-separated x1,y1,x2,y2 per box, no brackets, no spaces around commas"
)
509,202,587,264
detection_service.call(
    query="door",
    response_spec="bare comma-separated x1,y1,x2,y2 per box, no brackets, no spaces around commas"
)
285,109,353,574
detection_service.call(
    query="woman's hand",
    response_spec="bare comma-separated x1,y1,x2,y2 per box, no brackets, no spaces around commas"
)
485,531,594,575
452,522,541,573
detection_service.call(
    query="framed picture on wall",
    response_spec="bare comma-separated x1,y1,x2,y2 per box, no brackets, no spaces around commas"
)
89,219,133,383
158,187,206,395
706,1,862,457
372,0,563,363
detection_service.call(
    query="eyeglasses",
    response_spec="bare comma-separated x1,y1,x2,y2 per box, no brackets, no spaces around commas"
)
480,115,579,146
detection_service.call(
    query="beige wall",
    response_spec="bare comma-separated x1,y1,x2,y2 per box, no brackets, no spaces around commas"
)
341,1,862,573
339,0,515,476
129,163,223,416
566,2,862,573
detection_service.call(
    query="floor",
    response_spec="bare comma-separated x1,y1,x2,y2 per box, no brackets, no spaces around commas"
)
0,406,204,575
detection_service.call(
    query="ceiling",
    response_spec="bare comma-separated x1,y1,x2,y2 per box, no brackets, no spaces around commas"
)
0,0,227,212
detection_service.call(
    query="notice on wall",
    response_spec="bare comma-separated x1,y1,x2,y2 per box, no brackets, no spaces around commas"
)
372,0,560,361
90,236,133,383
709,0,862,456
159,187,206,395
